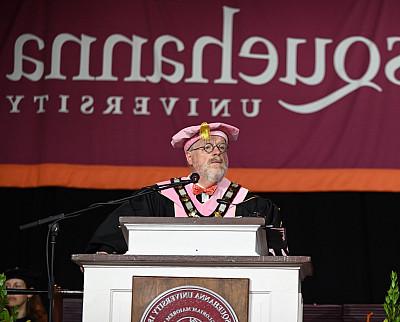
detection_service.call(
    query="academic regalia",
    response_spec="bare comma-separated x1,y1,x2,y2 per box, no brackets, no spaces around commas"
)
86,177,288,255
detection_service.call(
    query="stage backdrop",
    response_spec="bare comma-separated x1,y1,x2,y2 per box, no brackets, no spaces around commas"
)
2,0,400,191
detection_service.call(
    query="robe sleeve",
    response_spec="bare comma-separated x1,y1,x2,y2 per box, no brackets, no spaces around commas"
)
234,193,289,255
86,191,174,254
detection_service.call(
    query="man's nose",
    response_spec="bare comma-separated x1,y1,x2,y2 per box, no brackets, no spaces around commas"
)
211,145,222,155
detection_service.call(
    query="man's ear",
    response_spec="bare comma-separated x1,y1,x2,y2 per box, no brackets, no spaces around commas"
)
185,151,192,166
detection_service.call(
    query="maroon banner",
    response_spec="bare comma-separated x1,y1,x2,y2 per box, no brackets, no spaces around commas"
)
1,0,400,190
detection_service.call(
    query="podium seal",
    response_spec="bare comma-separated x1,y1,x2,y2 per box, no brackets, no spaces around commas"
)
140,285,239,322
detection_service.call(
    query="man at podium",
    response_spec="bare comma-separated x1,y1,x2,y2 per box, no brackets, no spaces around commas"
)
87,122,288,255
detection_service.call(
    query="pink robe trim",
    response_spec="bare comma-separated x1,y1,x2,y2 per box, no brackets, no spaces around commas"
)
159,177,248,217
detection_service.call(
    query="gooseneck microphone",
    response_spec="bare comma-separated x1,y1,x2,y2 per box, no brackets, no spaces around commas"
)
87,173,201,207
151,172,199,190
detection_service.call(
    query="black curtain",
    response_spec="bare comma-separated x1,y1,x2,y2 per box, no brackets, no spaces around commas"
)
1,187,399,304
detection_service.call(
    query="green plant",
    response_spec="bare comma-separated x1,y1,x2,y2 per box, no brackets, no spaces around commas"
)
384,271,400,322
0,273,18,322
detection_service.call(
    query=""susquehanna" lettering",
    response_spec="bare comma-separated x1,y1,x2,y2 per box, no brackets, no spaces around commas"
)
5,6,400,114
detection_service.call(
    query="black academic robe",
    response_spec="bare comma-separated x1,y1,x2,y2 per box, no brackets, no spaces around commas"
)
86,189,287,255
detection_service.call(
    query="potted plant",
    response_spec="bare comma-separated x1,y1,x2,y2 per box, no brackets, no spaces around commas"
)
384,271,400,322
0,273,18,322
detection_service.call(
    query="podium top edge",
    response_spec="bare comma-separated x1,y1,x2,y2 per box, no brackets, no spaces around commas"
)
119,217,266,225
71,255,312,278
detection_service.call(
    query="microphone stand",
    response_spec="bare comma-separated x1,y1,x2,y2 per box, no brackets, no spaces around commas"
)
18,175,199,322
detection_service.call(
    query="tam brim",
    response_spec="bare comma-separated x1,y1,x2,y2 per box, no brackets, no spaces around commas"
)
171,122,239,150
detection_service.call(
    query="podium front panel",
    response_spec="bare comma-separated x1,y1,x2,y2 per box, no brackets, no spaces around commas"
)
73,255,311,322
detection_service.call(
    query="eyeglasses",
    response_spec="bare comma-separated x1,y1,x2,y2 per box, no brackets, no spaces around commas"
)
190,142,228,154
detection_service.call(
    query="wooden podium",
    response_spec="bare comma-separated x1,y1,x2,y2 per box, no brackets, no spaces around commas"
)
72,217,312,322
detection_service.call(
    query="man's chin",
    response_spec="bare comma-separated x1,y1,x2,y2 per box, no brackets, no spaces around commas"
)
205,170,225,183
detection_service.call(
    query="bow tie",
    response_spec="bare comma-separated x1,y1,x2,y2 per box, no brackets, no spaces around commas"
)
192,184,217,196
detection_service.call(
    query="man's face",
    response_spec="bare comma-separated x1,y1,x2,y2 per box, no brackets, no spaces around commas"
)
186,135,228,184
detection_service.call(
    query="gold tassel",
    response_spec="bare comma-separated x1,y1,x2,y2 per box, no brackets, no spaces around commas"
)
199,122,210,141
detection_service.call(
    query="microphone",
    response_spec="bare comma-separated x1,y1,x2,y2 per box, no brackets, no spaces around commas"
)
151,172,199,191
189,172,200,184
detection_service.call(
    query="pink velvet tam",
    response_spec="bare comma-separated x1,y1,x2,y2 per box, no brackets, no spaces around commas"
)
171,122,240,151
